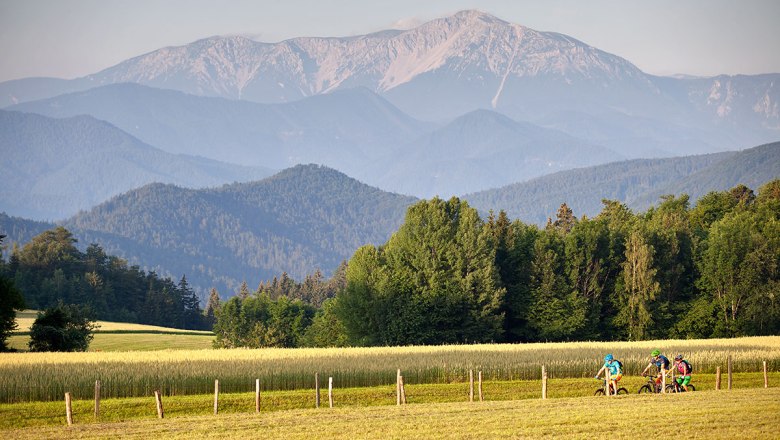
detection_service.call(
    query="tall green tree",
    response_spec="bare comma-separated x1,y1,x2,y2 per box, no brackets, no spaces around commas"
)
203,287,221,326
383,198,505,344
643,195,695,332
565,218,611,339
485,211,538,342
338,198,505,345
301,298,348,347
334,245,387,346
614,229,659,340
528,228,585,341
0,276,25,351
212,296,249,348
1,234,26,351
698,210,778,336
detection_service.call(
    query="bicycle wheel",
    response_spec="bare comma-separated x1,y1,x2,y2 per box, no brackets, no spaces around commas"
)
594,389,605,396
687,384,695,392
665,384,678,393
638,384,653,394
616,387,628,395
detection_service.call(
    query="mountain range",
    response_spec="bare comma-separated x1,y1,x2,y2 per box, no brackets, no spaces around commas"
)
8,84,621,200
2,11,778,149
1,10,778,298
2,11,778,208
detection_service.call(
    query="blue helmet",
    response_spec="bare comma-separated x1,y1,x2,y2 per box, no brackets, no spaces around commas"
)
604,354,614,362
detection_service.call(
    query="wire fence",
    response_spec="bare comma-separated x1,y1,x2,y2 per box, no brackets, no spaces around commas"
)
1,357,775,403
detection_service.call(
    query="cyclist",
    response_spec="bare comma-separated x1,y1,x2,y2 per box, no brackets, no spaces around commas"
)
672,354,693,391
594,354,623,394
640,349,670,391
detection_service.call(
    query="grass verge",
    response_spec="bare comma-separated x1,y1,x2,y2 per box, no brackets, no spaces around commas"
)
2,387,778,439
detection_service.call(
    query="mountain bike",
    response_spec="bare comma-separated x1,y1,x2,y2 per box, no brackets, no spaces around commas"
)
665,372,695,393
637,374,663,394
594,378,628,395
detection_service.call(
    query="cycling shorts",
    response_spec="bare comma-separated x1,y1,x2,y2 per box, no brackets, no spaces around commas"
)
676,376,691,386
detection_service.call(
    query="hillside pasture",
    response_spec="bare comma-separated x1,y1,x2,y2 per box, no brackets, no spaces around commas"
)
12,310,213,334
7,310,214,352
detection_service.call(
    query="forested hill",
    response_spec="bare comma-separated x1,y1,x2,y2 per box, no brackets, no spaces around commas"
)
630,141,780,209
464,142,780,224
64,164,417,297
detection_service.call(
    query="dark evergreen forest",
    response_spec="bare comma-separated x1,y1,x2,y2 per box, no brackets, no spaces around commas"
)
1,227,209,330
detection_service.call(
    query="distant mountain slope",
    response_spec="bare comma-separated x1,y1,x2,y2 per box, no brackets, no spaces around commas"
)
463,151,738,225
0,110,274,220
64,164,417,295
9,83,430,171
12,83,631,199
359,109,621,198
0,213,53,248
631,141,780,209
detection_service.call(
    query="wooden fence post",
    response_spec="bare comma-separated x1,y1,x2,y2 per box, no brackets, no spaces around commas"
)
764,361,768,388
469,369,474,402
716,366,721,390
65,392,73,426
328,377,334,408
315,373,321,408
605,369,612,396
213,379,219,415
396,369,401,406
541,366,547,400
660,369,666,394
478,371,484,402
94,380,100,420
154,390,164,419
255,379,261,413
728,356,733,390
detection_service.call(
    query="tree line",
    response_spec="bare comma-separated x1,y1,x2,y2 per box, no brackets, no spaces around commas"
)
213,180,780,347
3,181,778,349
0,227,209,331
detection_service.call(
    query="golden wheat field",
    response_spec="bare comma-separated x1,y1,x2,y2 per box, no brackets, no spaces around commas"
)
1,336,777,403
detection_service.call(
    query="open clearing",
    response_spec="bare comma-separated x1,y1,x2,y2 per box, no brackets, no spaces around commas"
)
8,310,214,352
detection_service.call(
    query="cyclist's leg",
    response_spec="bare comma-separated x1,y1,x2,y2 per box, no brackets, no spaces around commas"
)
681,376,691,392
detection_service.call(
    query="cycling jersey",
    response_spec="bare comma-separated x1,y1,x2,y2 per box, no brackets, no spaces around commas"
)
675,360,692,376
603,360,621,378
653,355,670,372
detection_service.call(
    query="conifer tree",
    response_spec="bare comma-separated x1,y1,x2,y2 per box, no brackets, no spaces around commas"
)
203,287,221,324
238,281,250,300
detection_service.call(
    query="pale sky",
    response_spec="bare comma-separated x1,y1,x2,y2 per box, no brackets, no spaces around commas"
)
1,0,779,83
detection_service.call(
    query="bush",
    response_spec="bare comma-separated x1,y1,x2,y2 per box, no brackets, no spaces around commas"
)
28,303,98,352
